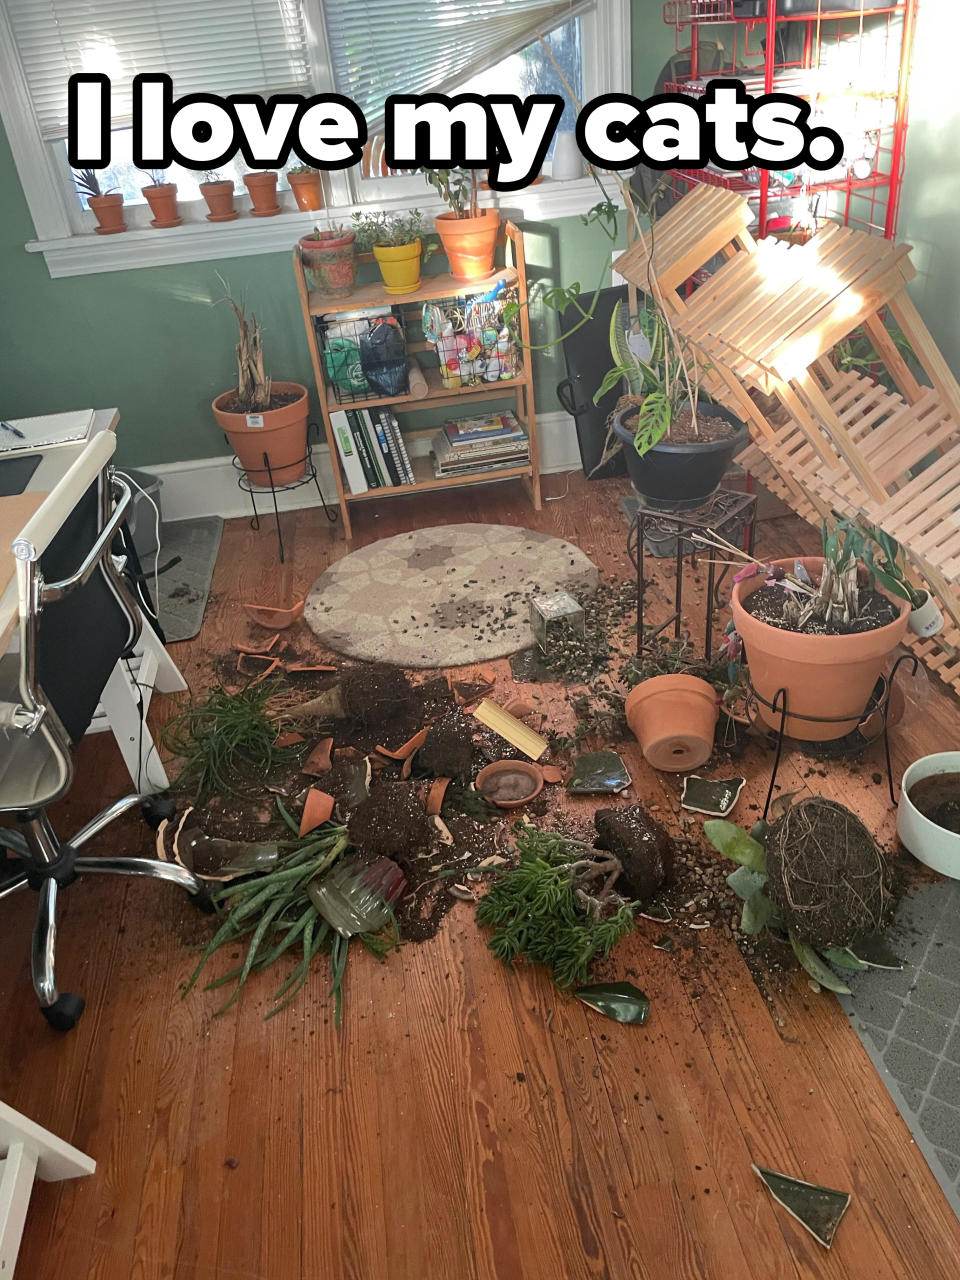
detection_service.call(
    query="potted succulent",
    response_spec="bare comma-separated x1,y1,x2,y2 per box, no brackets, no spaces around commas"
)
351,209,436,294
299,225,357,297
243,169,280,216
599,296,747,509
721,520,911,742
73,168,125,234
861,523,944,638
199,170,238,221
421,168,499,282
287,164,324,212
139,168,180,228
211,285,309,487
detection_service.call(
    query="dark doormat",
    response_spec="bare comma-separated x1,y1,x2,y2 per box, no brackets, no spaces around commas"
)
154,517,223,643
839,878,960,1219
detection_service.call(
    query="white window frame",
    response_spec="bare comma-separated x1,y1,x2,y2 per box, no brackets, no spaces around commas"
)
0,0,630,279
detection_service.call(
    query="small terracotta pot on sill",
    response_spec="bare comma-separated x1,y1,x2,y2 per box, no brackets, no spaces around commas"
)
142,182,181,228
200,181,238,222
288,170,324,211
244,171,281,217
88,193,126,235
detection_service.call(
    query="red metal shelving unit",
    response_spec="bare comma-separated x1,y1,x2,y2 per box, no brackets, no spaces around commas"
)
660,0,918,238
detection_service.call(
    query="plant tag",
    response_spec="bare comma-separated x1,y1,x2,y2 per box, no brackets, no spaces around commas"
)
245,413,265,428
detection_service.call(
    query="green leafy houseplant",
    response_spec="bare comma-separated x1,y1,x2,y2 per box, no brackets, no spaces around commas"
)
420,167,477,219
476,827,636,988
861,523,926,610
350,209,436,255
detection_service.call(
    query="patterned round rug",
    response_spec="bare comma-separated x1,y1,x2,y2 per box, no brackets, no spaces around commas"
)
305,523,599,667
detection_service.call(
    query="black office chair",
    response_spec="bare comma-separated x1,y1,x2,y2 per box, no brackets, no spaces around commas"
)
0,435,202,1031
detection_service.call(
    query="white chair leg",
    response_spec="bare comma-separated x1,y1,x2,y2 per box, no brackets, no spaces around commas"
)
141,624,187,694
0,1141,38,1277
98,662,169,792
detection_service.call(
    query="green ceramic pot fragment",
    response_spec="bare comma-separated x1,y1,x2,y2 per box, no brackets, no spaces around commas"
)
574,981,650,1024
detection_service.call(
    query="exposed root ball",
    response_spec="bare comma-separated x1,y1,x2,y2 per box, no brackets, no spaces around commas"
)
766,797,890,949
340,667,416,728
594,805,674,904
347,782,431,863
419,711,475,780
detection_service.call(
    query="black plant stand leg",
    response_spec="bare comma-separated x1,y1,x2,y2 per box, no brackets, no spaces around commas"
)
762,688,789,824
884,653,920,806
636,516,645,657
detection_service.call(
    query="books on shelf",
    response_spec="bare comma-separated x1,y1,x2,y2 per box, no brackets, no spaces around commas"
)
334,408,417,495
430,410,529,479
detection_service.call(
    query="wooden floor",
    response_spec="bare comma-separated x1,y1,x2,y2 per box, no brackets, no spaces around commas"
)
2,473,960,1280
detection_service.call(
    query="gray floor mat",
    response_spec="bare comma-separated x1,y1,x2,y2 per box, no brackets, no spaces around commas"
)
839,878,960,1218
152,517,223,643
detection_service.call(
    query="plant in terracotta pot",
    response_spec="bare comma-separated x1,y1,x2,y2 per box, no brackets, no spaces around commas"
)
421,167,499,282
707,520,911,742
299,224,357,297
199,170,238,222
73,168,125,234
139,168,181,228
351,209,437,295
243,169,281,216
861,523,944,638
286,163,324,211
211,282,309,487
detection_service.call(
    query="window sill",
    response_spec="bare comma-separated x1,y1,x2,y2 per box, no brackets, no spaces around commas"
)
25,177,622,279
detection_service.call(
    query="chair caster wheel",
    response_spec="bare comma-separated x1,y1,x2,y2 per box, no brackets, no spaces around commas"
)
141,795,177,830
190,887,216,914
41,992,85,1032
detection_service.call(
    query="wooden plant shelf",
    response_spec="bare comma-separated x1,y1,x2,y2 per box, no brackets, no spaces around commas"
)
293,223,539,539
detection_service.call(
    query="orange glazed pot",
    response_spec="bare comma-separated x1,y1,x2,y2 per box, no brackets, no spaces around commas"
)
625,675,718,772
732,556,910,741
288,171,324,211
88,193,126,234
435,208,499,281
212,381,309,487
142,182,181,227
243,171,280,217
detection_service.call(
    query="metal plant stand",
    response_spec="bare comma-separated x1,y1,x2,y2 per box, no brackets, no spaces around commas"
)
626,488,758,661
230,430,338,563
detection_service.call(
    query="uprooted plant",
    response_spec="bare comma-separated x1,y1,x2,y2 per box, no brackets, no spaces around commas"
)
476,826,637,988
704,796,893,994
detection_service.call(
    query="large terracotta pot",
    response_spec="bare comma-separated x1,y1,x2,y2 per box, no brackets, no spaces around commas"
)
142,182,180,228
299,231,356,296
288,171,324,211
200,181,237,222
625,674,719,772
88,193,126,234
373,240,421,294
732,556,910,741
212,381,309,487
435,209,499,281
243,171,280,217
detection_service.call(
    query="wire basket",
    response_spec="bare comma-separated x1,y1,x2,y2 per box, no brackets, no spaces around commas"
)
314,307,409,405
422,292,520,390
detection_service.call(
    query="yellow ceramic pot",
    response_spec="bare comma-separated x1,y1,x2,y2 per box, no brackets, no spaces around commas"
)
373,239,421,294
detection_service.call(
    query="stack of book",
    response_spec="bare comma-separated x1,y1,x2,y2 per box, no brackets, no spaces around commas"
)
430,412,529,479
330,408,416,495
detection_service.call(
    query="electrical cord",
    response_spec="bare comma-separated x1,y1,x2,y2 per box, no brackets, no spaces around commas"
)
114,469,162,610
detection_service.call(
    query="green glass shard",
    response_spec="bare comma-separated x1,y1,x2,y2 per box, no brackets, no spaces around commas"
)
681,775,746,817
574,981,650,1024
753,1164,851,1249
652,935,674,952
567,750,631,795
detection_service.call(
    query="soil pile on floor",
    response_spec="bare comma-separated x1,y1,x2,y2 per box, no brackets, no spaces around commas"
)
594,805,674,903
742,584,898,636
348,782,432,861
419,710,475,780
766,797,891,948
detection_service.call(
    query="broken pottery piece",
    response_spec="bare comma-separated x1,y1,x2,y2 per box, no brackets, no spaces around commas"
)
503,697,536,720
302,737,334,775
157,808,280,881
847,935,904,970
567,750,631,795
574,982,650,1025
285,662,337,673
426,777,452,816
275,730,305,748
308,856,406,937
752,1165,851,1249
235,634,280,655
299,788,336,835
476,760,544,809
376,728,429,761
540,764,565,785
243,600,305,629
431,815,454,845
339,759,372,809
653,935,674,952
681,776,746,818
400,752,417,780
473,699,547,761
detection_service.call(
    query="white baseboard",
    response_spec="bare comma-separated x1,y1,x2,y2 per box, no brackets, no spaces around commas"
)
136,410,583,523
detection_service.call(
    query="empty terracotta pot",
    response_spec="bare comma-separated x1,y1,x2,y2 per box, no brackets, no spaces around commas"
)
88,193,126,234
625,675,719,772
476,760,543,809
732,556,910,741
142,182,180,227
212,381,309,486
243,171,280,216
288,170,324,211
435,209,499,281
200,181,238,221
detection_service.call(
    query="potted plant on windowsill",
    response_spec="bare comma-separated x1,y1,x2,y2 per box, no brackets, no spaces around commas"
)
243,169,280,217
139,168,181,228
351,209,437,295
211,284,309,487
199,171,238,221
421,168,499,282
298,225,357,297
73,168,125,234
287,164,324,212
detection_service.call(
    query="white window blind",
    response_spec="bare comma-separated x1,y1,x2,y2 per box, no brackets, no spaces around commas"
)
6,0,313,141
323,0,595,131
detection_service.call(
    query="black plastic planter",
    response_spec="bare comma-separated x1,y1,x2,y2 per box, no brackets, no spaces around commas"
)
612,401,748,511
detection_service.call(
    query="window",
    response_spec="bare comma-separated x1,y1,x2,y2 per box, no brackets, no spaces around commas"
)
0,0,630,276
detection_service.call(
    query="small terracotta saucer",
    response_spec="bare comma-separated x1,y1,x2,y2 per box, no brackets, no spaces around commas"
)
205,211,240,222
249,206,282,218
151,217,183,228
476,760,544,809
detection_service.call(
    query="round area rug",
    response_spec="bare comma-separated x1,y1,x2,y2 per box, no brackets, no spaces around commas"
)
305,523,599,667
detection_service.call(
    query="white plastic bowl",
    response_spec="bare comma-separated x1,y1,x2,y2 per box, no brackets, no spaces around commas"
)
897,751,960,880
